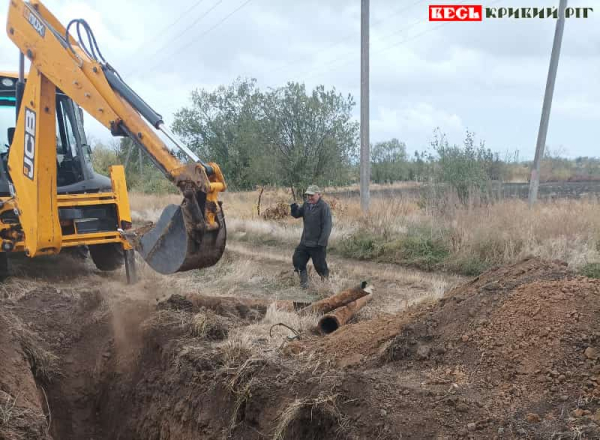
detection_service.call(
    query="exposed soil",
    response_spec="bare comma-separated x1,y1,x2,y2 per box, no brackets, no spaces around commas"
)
2,255,600,439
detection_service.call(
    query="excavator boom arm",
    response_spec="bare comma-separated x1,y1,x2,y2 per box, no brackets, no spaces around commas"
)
8,0,186,178
5,0,227,273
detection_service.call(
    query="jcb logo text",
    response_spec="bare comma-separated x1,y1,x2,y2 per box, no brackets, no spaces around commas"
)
24,108,36,180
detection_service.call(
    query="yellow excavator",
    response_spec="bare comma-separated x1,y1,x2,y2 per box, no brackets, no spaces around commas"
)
0,0,227,282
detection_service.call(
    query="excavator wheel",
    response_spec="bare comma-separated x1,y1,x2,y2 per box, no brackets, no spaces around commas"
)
89,243,125,271
62,245,90,260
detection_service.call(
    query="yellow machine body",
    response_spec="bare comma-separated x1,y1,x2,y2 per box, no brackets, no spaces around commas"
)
2,0,227,276
0,71,133,258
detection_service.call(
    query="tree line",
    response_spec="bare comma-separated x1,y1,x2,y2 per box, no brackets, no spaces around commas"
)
91,78,600,197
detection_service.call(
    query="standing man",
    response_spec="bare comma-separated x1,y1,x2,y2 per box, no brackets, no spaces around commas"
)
290,185,333,288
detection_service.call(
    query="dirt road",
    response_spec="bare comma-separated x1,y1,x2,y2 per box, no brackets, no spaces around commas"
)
225,241,465,314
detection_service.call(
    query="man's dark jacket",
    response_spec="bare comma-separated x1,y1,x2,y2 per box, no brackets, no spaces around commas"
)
291,198,333,247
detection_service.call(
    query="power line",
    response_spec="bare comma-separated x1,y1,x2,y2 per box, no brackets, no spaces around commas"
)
292,18,427,83
266,16,425,83
121,1,210,76
374,15,425,43
128,0,223,77
298,23,447,83
375,0,503,57
298,0,503,83
140,0,253,79
259,0,425,79
146,0,208,47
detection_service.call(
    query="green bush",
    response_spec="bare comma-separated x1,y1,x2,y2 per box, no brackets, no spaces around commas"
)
91,143,120,176
579,263,600,279
336,231,386,260
336,227,450,271
445,255,493,276
393,233,449,270
429,129,501,202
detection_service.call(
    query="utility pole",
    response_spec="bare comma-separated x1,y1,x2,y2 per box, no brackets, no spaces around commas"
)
360,0,370,212
528,0,567,207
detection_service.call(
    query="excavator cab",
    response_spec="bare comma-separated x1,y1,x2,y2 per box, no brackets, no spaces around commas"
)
1,75,111,193
0,72,133,275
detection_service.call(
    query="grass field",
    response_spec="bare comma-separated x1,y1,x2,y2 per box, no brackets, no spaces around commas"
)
129,186,600,277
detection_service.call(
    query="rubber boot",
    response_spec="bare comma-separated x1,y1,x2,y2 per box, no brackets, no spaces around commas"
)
299,269,309,289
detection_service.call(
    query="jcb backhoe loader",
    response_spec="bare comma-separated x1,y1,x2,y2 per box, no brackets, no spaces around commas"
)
1,0,227,281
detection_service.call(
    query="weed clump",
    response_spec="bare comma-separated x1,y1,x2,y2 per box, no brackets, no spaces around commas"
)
336,227,450,271
580,263,600,279
190,308,229,340
262,201,290,221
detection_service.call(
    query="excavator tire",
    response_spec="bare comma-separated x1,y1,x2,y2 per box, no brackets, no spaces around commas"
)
89,243,125,271
63,245,90,260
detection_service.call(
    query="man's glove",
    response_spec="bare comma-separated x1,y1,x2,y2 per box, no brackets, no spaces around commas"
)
290,202,298,210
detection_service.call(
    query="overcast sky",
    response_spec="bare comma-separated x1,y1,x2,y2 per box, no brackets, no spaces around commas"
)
1,0,598,160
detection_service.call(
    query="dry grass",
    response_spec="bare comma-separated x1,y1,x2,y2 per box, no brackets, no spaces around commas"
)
190,309,229,340
450,199,600,268
158,188,600,273
222,303,319,358
4,314,60,381
128,191,181,223
223,356,269,436
130,188,600,273
262,303,319,337
225,240,462,316
0,278,47,302
0,390,46,435
0,392,19,426
272,392,348,440
220,333,253,367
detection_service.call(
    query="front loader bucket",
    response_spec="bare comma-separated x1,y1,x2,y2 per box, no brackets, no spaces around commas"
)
136,203,226,274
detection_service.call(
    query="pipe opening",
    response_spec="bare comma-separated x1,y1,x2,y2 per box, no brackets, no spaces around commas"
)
319,316,340,334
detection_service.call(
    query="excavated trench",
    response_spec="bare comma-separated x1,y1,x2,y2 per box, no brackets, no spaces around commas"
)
0,288,350,440
5,257,600,439
0,287,153,440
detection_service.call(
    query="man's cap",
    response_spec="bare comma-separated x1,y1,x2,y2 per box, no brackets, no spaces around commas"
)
304,185,321,195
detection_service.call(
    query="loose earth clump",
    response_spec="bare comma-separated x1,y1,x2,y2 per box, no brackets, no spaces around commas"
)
2,257,600,439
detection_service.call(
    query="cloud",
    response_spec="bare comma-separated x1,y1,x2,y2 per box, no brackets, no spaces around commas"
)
0,0,598,159
371,103,464,147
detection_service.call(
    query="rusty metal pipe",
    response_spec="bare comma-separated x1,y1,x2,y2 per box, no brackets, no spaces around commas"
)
318,293,373,334
301,281,371,315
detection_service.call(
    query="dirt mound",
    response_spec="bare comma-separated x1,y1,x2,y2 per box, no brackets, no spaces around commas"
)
283,257,600,438
3,257,600,439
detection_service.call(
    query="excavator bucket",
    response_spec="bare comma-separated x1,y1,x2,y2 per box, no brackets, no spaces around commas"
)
132,163,227,274
135,202,226,274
